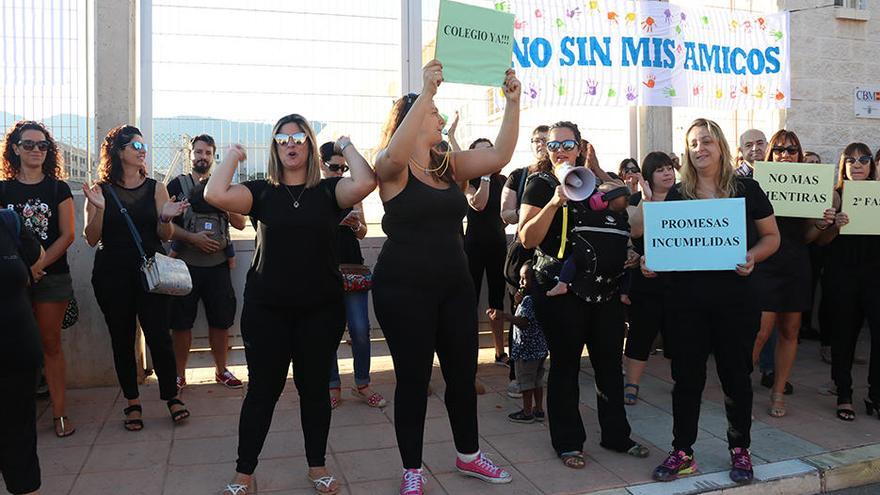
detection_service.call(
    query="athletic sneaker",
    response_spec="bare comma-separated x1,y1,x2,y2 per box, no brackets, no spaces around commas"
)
534,410,545,422
507,410,535,424
652,450,697,481
729,447,754,484
399,468,426,495
216,369,244,389
456,453,512,483
506,380,522,398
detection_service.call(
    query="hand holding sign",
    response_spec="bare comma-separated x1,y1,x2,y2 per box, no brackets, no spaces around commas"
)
434,0,515,87
502,69,521,104
735,252,755,277
423,60,444,97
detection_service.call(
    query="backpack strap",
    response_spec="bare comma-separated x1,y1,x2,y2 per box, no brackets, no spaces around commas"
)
178,174,196,230
515,167,528,207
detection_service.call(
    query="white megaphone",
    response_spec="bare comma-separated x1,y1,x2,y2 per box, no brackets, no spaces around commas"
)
555,162,596,201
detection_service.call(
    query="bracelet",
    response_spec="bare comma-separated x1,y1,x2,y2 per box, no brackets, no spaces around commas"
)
338,140,352,152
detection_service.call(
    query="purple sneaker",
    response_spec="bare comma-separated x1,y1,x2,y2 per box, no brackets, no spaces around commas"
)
399,468,425,495
455,453,512,484
729,447,754,484
652,450,697,481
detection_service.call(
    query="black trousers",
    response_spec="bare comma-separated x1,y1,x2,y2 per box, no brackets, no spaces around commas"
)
466,236,507,310
665,305,757,454
623,292,666,362
0,367,41,495
92,267,177,401
828,265,880,404
235,299,345,474
373,273,480,469
534,292,635,455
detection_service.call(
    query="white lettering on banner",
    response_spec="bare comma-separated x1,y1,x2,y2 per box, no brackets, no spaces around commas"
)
492,0,790,110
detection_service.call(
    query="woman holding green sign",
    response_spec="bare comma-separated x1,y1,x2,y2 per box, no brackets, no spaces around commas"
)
637,118,780,484
750,130,836,418
816,143,880,422
371,59,520,494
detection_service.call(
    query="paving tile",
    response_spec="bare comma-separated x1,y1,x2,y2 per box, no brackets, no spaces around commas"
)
256,456,343,491
171,413,239,440
434,466,539,495
482,430,558,464
260,430,310,460
329,400,392,427
516,457,625,494
334,446,402,482
475,412,547,437
37,445,91,475
163,462,236,495
269,407,303,433
328,422,397,453
169,435,238,465
348,473,443,495
71,465,165,495
65,386,120,405
37,418,102,448
81,439,170,473
421,440,508,475
95,414,175,444
749,427,826,462
585,439,667,485
40,473,77,495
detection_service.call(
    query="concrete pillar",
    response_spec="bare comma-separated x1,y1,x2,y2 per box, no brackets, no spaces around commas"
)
94,0,136,146
637,106,674,160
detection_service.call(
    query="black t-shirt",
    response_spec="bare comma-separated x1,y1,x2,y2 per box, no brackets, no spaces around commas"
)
663,177,774,306
243,178,344,307
168,175,225,217
466,175,506,243
1,178,73,274
0,210,44,372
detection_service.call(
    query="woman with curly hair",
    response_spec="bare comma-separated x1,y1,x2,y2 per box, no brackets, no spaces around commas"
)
1,120,76,438
82,125,189,431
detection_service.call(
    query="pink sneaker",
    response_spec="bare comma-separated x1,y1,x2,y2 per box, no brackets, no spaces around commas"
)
216,369,243,389
455,453,512,484
399,468,426,495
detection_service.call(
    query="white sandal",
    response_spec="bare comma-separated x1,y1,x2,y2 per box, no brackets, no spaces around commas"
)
223,483,251,495
309,475,339,494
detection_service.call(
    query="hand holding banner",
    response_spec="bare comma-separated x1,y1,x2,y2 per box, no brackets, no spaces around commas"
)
753,162,834,218
435,0,515,86
840,181,880,235
643,198,747,271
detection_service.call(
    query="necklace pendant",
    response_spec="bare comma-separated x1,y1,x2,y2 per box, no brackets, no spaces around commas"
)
293,201,300,208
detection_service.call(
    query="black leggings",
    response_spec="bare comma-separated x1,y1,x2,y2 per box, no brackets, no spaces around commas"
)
0,367,40,495
828,265,880,404
92,267,177,401
623,291,666,362
373,272,479,469
665,305,757,454
534,292,635,454
235,299,345,474
466,236,506,310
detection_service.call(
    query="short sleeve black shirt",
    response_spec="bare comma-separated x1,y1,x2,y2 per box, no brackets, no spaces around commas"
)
1,178,73,274
243,178,344,307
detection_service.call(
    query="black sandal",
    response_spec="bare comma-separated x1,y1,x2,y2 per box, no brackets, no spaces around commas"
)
560,451,586,469
123,405,144,431
167,398,190,424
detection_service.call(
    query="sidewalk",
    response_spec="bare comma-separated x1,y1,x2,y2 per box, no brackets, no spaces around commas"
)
25,336,880,495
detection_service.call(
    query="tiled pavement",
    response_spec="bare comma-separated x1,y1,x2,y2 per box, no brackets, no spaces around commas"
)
21,336,880,495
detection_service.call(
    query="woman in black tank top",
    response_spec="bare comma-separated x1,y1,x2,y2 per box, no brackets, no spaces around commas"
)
82,125,190,431
371,60,520,493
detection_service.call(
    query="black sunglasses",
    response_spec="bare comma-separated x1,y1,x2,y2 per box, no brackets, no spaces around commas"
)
546,140,579,152
771,146,800,156
624,166,640,174
844,155,873,165
326,163,349,173
17,139,50,152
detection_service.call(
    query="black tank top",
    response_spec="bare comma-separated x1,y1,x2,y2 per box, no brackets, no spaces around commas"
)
465,175,505,245
95,179,164,271
375,168,469,278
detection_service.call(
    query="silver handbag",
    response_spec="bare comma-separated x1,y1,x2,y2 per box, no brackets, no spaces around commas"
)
107,184,193,296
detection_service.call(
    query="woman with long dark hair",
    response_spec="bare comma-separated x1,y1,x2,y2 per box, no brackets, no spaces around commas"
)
816,143,880,422
83,125,190,431
1,121,76,437
519,121,648,470
750,130,836,418
637,119,779,484
371,60,520,494
205,115,376,495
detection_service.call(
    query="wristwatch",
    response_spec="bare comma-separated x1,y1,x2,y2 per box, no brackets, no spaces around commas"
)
481,175,491,182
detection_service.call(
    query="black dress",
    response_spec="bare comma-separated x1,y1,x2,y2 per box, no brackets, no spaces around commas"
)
751,217,811,312
465,175,507,310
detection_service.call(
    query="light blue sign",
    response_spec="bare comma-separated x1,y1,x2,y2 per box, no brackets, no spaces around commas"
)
643,198,747,272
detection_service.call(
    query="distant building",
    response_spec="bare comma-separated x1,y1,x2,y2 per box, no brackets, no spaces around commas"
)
60,143,93,184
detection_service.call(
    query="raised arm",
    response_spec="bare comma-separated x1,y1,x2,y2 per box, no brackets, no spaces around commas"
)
585,143,613,183
447,111,462,152
450,70,521,182
374,60,444,183
204,145,253,215
334,136,377,210
500,184,519,225
82,182,105,247
228,212,247,230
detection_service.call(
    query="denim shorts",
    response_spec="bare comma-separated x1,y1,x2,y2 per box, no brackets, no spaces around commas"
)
31,272,74,303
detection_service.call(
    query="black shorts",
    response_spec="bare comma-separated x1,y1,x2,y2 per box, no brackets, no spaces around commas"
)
0,367,41,495
170,263,237,331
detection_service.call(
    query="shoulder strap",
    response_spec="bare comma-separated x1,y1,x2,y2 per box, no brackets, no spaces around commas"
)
515,167,528,206
105,185,148,261
179,174,195,199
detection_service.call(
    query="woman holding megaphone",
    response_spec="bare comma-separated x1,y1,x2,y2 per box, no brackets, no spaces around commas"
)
371,60,520,493
635,118,779,484
519,121,648,470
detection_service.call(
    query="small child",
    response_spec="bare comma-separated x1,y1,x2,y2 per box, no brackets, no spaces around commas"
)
547,180,631,297
169,176,237,268
488,261,548,423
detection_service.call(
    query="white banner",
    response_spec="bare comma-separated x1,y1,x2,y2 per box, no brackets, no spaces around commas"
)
494,0,790,109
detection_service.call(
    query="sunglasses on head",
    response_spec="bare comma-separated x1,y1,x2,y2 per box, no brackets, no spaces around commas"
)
125,141,147,152
771,146,800,156
546,140,579,152
17,139,50,152
274,132,307,146
844,155,873,165
326,163,349,173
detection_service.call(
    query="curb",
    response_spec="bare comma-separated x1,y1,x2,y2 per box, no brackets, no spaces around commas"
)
581,444,880,495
